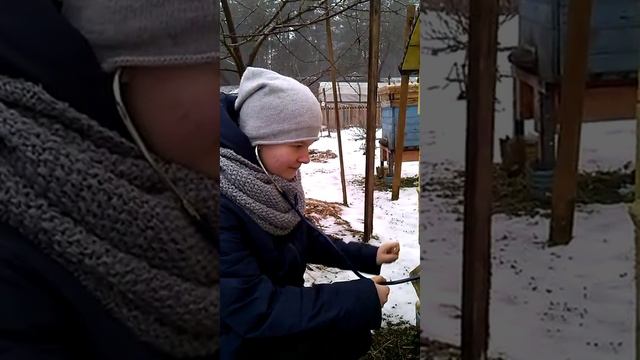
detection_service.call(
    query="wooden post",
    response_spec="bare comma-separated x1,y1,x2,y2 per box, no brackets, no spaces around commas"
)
322,88,331,137
633,67,640,360
364,0,381,243
461,0,498,359
325,4,348,206
513,78,525,138
391,5,416,201
636,70,640,231
536,85,558,171
512,76,526,170
549,0,593,246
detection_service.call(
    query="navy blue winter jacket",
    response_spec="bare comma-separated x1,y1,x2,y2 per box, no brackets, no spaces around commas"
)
0,1,212,359
219,93,383,359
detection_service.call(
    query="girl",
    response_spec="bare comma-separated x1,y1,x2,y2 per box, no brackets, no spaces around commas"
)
220,67,400,359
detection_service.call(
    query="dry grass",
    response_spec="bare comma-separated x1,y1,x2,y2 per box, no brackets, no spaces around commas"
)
304,198,350,227
362,320,419,360
309,149,338,163
419,337,506,360
425,164,634,218
351,175,420,192
304,198,377,239
360,321,507,360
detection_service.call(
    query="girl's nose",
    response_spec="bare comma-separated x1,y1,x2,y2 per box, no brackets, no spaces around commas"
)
298,149,310,164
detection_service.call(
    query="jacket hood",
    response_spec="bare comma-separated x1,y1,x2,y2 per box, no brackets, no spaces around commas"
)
220,93,259,166
0,0,129,139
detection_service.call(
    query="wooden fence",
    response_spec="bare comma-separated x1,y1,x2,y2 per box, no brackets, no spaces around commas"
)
320,103,382,130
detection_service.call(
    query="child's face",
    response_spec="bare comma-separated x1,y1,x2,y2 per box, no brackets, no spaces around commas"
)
121,63,218,178
259,140,315,180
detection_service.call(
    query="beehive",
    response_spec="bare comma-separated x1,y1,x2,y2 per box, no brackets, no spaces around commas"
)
378,83,420,150
519,0,639,82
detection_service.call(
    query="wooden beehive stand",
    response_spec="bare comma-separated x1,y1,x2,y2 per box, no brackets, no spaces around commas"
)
507,64,638,172
504,0,639,176
376,82,420,181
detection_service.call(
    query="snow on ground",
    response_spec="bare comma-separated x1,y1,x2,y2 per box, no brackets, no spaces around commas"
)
420,179,635,360
300,128,421,326
420,14,636,360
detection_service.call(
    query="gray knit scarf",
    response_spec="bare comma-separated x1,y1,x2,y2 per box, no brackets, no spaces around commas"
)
0,75,219,358
220,147,305,235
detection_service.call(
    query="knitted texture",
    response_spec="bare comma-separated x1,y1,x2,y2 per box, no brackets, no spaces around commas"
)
0,75,219,357
234,67,322,146
61,0,218,72
220,148,305,235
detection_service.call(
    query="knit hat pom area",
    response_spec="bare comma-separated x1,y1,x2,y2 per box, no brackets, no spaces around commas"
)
61,0,218,72
234,67,322,146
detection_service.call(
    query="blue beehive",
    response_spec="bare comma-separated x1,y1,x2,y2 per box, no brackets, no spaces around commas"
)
381,104,420,151
519,0,639,82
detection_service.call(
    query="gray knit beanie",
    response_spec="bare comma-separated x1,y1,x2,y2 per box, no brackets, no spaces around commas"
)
235,67,322,146
61,0,218,72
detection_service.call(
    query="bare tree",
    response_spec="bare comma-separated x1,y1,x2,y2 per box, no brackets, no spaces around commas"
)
221,0,367,82
420,0,518,99
220,0,419,85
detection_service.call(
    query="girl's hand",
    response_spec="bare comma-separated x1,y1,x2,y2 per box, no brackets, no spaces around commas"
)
376,242,400,265
371,275,390,307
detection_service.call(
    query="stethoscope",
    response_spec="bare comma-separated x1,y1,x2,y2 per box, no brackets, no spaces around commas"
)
254,146,419,286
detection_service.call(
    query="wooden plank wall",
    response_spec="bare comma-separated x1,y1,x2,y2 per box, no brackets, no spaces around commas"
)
320,103,382,129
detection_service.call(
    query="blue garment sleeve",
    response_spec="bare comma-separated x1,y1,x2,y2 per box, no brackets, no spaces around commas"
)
0,256,73,360
220,202,382,339
304,222,381,275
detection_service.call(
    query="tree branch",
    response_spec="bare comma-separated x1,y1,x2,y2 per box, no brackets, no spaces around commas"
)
221,0,246,75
